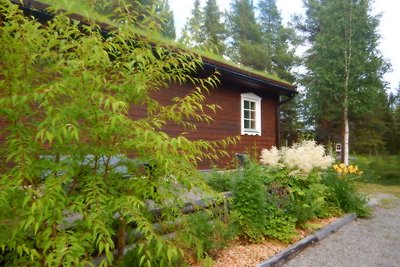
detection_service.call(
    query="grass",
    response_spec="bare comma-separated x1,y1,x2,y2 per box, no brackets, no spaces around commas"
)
357,183,400,198
353,155,400,197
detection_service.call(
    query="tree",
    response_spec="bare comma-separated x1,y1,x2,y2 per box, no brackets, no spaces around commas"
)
179,0,204,48
257,0,300,146
385,84,400,154
227,0,268,70
301,0,389,164
258,0,282,73
96,0,176,39
202,0,227,55
351,88,391,154
156,0,176,39
0,1,232,265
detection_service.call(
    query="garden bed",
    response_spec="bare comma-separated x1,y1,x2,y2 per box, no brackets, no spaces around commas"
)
193,217,338,267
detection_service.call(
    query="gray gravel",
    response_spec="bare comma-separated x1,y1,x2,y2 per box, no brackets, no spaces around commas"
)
283,194,400,267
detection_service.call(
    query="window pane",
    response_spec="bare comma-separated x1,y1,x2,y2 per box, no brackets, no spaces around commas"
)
250,101,255,110
250,110,256,120
244,119,250,129
250,120,256,129
244,110,250,119
244,100,249,109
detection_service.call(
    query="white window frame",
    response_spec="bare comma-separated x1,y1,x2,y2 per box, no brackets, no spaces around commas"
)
241,93,262,136
336,143,342,152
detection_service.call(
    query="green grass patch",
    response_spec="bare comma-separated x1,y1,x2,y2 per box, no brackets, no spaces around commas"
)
353,155,400,185
353,154,400,197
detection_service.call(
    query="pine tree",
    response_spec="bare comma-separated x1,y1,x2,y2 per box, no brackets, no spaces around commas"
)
227,0,268,70
301,0,389,163
385,84,400,154
157,0,176,39
202,0,227,55
96,0,176,39
258,0,300,146
258,0,298,80
179,0,204,48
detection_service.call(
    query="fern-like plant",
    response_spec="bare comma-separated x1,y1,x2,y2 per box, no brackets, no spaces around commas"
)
0,1,235,266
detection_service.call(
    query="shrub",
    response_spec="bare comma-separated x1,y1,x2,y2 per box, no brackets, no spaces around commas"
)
322,168,370,217
261,140,334,173
0,2,235,266
173,211,239,263
232,161,296,243
264,167,331,226
354,155,400,185
118,239,181,267
232,161,269,242
206,169,238,192
263,197,297,243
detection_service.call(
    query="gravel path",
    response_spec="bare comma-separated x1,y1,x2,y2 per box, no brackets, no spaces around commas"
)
283,194,400,267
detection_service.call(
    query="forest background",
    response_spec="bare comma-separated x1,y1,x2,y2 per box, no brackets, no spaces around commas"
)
148,0,400,158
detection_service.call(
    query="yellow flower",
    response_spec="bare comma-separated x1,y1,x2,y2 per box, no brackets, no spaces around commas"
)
348,165,356,174
333,164,340,170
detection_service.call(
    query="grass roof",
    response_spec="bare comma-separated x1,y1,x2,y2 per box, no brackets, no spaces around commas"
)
31,0,292,87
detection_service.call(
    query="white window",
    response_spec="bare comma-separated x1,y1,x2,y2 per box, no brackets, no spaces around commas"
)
241,93,261,136
336,143,342,152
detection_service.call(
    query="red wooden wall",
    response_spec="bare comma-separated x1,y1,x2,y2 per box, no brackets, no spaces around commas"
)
130,79,279,169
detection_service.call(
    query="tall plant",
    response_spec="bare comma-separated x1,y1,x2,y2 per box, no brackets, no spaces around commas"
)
226,0,268,71
0,1,233,265
301,0,389,163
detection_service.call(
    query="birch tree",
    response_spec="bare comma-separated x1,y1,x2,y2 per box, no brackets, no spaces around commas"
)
301,0,388,164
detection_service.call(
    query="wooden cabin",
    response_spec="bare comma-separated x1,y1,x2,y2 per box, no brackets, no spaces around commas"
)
138,56,297,168
4,0,297,170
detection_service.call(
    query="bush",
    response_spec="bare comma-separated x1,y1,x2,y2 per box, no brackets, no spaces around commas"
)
0,2,235,265
118,239,181,267
173,211,239,263
232,162,269,242
260,140,334,173
354,155,400,185
232,161,296,243
322,169,370,217
206,169,238,192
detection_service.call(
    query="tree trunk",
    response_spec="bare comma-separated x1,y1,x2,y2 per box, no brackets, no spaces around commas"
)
342,1,353,165
343,106,349,165
117,218,126,260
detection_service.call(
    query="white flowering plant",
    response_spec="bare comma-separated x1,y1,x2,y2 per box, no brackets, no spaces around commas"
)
260,140,334,174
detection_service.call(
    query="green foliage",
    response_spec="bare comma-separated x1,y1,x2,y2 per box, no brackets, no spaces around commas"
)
288,172,331,224
227,0,268,71
232,161,296,243
232,161,269,242
173,211,239,262
322,170,370,218
354,155,400,185
300,0,389,154
206,169,239,192
0,1,235,265
263,167,332,226
180,0,226,55
118,239,181,267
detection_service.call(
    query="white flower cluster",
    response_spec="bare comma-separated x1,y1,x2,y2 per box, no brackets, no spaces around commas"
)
260,146,281,168
260,140,334,173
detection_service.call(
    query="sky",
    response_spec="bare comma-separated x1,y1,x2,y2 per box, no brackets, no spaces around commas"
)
169,0,400,93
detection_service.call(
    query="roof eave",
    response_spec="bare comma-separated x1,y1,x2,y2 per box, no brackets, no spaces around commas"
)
201,57,297,97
